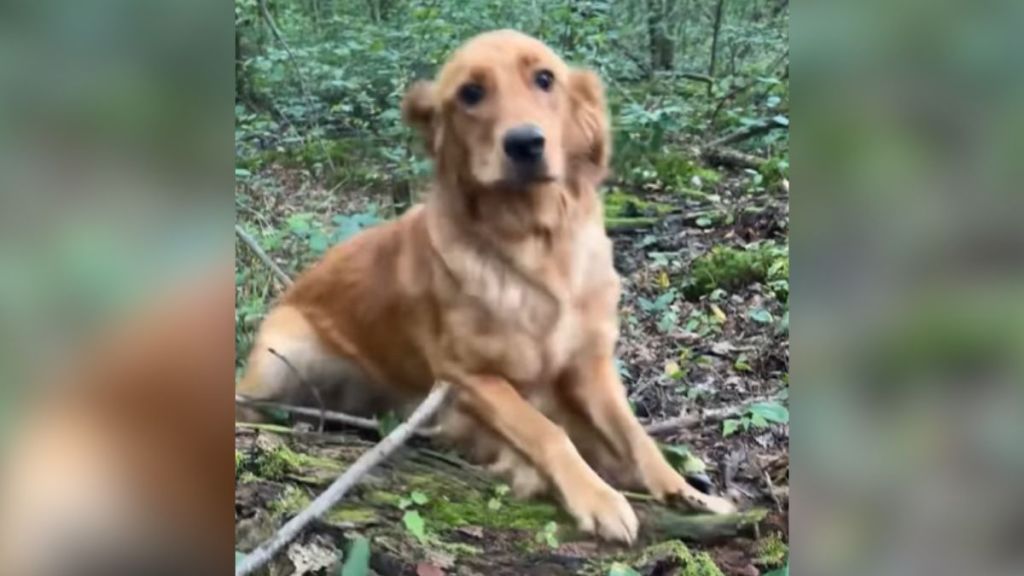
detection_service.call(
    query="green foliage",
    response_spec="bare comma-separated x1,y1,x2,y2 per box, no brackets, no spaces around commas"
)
403,510,427,543
608,563,642,576
682,242,788,301
535,521,560,549
723,400,789,436
660,444,707,475
340,536,371,576
757,533,789,568
235,0,788,188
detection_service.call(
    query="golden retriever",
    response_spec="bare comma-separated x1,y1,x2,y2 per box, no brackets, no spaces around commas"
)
236,29,735,544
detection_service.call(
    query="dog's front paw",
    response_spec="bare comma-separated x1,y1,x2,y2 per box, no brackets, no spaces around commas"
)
565,480,638,545
646,466,737,515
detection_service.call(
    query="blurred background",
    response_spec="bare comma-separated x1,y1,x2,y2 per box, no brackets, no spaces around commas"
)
0,0,1019,573
793,0,1024,574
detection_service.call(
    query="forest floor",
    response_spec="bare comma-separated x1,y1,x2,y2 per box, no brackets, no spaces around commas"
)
235,156,790,575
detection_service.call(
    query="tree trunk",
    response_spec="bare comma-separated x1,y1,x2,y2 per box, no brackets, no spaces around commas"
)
708,0,726,87
648,0,675,73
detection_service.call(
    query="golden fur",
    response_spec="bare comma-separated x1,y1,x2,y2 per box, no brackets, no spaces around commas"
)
237,29,735,543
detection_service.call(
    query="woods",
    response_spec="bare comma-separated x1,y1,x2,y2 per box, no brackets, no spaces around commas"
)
235,1,789,575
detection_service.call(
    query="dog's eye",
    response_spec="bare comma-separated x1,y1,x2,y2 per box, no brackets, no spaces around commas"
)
534,70,554,91
458,83,485,106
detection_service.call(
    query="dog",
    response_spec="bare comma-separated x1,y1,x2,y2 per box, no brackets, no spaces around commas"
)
236,29,736,544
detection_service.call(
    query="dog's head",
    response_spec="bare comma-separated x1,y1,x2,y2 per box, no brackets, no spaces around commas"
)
403,30,610,194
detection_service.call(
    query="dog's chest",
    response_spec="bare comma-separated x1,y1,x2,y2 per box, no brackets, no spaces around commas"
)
444,224,617,385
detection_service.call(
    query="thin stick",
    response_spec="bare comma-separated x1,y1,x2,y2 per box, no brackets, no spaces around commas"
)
235,224,293,287
234,396,393,434
643,393,780,436
266,347,326,432
235,381,451,576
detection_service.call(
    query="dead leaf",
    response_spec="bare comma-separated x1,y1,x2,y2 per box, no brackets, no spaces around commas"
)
710,303,727,323
456,526,484,539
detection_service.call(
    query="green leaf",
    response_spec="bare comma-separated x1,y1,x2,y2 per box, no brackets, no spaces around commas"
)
608,563,642,576
309,230,328,254
763,562,789,576
378,412,399,438
749,308,774,324
487,497,502,511
748,401,790,424
410,490,429,506
402,510,427,542
235,551,247,566
772,115,789,127
340,536,370,576
723,419,741,437
750,413,769,428
287,214,311,237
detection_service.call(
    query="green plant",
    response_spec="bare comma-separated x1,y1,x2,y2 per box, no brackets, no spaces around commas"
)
535,521,559,549
723,400,789,436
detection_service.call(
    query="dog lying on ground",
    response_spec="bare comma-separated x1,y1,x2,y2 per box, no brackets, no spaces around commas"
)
236,29,736,544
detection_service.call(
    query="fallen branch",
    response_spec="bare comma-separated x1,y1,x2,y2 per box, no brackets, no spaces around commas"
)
235,381,452,576
700,147,768,170
644,508,767,543
235,224,294,287
234,395,424,436
705,117,788,149
644,394,779,436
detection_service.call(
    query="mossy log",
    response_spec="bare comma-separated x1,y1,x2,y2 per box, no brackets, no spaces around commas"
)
235,428,767,576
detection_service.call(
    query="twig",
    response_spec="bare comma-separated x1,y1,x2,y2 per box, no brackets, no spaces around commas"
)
266,347,326,432
762,469,783,513
234,395,412,435
235,224,293,287
235,381,452,576
644,393,779,436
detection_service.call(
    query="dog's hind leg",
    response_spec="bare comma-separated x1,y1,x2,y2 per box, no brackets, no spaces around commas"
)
235,305,384,423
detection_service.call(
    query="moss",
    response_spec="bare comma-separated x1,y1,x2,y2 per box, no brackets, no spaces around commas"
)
325,507,379,525
603,189,673,220
246,442,305,481
757,533,789,567
269,485,311,518
682,242,788,301
605,216,660,230
638,540,723,576
365,490,403,507
425,493,561,532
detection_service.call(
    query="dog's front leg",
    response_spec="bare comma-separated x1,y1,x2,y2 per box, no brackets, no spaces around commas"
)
562,354,737,515
448,373,638,544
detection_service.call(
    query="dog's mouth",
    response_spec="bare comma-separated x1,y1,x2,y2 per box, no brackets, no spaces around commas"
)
498,161,558,190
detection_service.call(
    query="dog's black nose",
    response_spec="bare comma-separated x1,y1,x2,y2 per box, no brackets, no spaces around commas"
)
503,124,545,163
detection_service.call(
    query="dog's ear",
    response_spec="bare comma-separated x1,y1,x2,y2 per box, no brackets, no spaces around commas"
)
566,68,611,184
402,80,437,155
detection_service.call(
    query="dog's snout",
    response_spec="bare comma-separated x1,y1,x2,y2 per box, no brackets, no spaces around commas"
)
503,125,545,163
